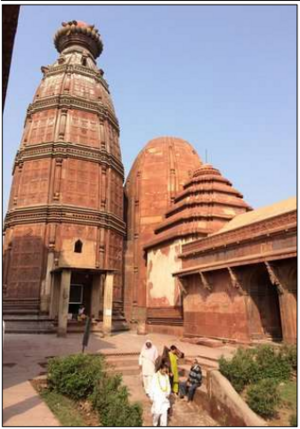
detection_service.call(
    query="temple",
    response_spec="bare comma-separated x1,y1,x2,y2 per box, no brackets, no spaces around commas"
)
3,20,297,344
3,21,125,335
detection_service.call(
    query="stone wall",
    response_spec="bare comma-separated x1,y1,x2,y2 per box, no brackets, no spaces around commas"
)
207,370,267,426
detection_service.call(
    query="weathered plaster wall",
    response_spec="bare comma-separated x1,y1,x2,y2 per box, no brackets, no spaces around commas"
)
147,240,182,308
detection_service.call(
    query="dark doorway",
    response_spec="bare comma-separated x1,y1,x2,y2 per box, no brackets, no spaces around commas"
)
68,271,92,317
247,264,282,341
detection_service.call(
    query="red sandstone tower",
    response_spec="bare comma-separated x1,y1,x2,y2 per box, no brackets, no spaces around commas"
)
124,137,201,331
3,21,125,335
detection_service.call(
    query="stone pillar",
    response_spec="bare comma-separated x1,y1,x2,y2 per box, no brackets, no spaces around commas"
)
91,274,101,319
57,269,71,337
40,252,54,313
103,272,114,335
278,292,297,344
50,272,61,319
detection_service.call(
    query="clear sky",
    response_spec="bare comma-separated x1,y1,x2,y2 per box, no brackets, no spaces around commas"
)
3,4,296,212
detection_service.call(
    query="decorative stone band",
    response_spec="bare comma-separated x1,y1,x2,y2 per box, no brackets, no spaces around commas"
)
173,247,297,278
155,211,234,234
13,142,124,178
42,63,110,92
174,183,244,203
180,210,297,258
164,196,250,218
4,204,126,235
27,94,119,132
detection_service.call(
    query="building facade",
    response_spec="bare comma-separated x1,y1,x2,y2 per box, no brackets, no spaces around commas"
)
3,21,125,335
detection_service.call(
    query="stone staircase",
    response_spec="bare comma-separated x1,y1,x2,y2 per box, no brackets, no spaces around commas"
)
103,352,218,426
4,314,56,334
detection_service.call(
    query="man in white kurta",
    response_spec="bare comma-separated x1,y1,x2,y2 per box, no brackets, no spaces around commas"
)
149,364,171,427
139,340,158,395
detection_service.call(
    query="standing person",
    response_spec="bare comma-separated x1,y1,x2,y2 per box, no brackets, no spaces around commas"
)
139,339,158,395
179,359,202,402
168,345,180,395
149,363,171,427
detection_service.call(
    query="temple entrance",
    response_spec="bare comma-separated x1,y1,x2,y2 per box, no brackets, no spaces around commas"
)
67,271,93,320
246,264,282,341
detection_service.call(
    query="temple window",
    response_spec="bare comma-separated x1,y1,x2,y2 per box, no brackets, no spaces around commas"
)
74,240,83,253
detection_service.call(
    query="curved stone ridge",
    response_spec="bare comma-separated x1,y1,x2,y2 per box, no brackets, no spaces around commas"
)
54,20,103,58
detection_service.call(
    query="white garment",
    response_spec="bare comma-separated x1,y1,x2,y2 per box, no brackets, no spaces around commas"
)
149,372,171,418
142,375,153,395
153,411,168,427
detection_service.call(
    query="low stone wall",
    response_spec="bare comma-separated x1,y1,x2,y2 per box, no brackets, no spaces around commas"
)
206,370,267,426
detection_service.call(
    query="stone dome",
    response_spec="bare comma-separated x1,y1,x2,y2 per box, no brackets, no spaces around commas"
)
124,136,202,322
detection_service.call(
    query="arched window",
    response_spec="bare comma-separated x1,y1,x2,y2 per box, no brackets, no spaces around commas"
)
74,240,83,253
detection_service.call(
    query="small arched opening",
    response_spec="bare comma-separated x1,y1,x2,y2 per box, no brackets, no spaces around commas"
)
74,240,83,254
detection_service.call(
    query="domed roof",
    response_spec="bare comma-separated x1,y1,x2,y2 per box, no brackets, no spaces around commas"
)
54,20,103,58
124,136,202,316
126,136,201,203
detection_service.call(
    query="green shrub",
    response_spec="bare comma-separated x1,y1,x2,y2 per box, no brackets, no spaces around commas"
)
254,345,291,382
280,345,297,370
289,414,297,426
219,348,259,393
91,373,143,426
246,379,280,418
47,354,104,400
219,345,292,393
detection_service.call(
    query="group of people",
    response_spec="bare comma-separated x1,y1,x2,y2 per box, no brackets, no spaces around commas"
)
139,340,202,427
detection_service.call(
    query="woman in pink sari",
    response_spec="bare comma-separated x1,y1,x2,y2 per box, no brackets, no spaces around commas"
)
139,339,159,395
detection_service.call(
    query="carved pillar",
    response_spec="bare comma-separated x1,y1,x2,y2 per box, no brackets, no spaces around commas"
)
3,242,12,296
40,252,54,313
103,272,114,335
265,261,297,344
22,116,32,146
50,272,61,319
58,108,68,141
53,158,63,201
91,273,102,319
63,72,71,93
57,269,71,337
11,162,23,207
101,165,107,210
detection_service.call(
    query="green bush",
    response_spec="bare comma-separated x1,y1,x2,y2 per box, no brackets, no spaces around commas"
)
219,348,259,392
280,345,297,370
91,373,143,426
219,345,292,393
246,379,281,418
47,354,104,400
289,414,297,426
254,345,291,382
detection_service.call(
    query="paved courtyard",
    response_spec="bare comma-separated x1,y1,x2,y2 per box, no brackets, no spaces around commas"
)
3,331,235,426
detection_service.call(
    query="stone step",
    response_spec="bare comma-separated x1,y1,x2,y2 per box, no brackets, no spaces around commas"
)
106,365,141,376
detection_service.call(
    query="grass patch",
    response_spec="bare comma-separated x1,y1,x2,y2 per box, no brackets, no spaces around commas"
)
40,389,87,427
278,380,297,411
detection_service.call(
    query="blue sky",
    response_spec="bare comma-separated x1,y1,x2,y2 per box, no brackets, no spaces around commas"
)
3,5,296,212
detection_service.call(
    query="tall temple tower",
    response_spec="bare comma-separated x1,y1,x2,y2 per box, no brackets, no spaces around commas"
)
3,21,125,335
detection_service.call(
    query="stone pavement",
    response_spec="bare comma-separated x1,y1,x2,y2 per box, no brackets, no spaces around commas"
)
3,331,236,426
